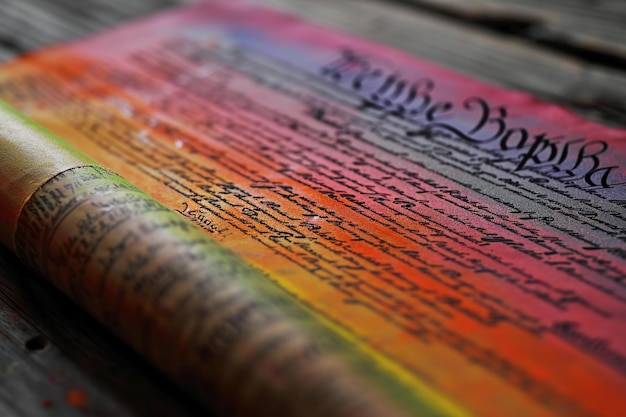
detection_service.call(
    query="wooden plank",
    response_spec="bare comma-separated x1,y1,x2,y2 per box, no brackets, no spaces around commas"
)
400,0,626,60
0,0,191,57
260,0,626,127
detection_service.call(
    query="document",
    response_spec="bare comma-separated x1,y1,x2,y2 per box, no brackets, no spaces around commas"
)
0,1,624,416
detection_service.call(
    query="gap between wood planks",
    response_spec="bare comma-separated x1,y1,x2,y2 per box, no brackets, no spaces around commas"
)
393,0,626,72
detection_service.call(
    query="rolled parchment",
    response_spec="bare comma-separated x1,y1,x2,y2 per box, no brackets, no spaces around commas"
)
0,101,412,417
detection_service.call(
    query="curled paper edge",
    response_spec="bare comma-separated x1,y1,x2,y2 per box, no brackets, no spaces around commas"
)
0,100,92,250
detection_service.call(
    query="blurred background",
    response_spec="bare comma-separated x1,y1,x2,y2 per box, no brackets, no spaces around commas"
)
1,0,625,127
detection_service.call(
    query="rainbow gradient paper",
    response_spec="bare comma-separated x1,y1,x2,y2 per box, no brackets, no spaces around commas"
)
1,1,625,416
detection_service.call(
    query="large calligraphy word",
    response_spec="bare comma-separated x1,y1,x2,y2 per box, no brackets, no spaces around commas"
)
321,50,625,190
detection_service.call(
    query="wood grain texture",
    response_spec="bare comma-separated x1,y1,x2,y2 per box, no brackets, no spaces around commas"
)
0,0,192,57
401,0,626,60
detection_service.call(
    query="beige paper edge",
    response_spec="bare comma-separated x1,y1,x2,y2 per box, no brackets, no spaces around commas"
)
0,102,90,250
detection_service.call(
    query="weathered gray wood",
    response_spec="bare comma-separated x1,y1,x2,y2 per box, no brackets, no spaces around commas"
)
0,0,192,57
401,0,626,59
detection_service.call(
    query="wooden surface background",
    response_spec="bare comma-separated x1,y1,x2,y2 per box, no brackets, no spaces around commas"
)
0,0,624,415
